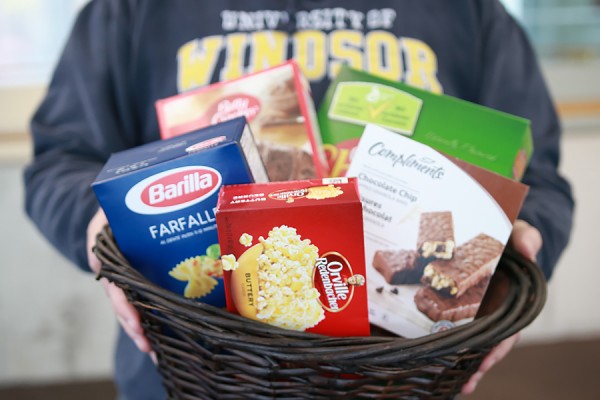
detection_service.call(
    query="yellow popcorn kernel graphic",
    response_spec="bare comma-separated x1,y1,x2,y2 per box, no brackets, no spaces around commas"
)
169,256,221,299
230,225,326,331
239,233,253,247
251,225,324,331
221,254,239,271
306,184,343,200
346,274,365,286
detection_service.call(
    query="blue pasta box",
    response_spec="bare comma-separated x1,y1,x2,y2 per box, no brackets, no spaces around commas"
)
92,117,269,306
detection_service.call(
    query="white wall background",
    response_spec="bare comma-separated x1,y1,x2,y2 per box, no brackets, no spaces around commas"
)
521,129,600,343
0,161,116,384
517,61,600,343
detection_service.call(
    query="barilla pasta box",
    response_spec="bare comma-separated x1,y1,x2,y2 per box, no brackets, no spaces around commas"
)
92,117,269,306
347,124,528,338
215,177,370,336
155,60,329,182
318,65,533,180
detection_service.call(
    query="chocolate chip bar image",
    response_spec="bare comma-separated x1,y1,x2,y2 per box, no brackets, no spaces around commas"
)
417,211,455,260
414,276,490,322
421,233,503,297
372,249,422,284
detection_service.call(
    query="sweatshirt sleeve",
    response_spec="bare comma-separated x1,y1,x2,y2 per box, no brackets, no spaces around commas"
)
476,0,575,280
23,0,139,272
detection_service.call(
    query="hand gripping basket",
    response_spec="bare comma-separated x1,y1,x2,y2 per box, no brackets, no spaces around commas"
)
95,225,546,399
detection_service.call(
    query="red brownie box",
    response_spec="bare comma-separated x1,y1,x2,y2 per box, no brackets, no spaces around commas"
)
156,60,328,182
215,177,370,337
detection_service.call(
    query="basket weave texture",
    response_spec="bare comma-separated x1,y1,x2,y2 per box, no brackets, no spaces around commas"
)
95,226,546,400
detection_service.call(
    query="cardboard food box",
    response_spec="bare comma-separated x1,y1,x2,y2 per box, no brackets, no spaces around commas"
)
318,65,533,180
92,118,269,306
156,60,329,181
215,177,370,336
346,124,528,338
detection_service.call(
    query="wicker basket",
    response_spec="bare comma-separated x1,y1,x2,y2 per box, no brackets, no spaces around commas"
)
95,225,546,400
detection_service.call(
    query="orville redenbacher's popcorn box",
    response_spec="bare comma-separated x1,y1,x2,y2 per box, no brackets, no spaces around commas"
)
155,60,329,182
92,117,268,306
319,65,533,180
347,124,528,338
215,178,370,336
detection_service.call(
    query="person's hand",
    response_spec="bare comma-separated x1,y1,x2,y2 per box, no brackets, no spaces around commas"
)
508,219,543,263
86,208,153,354
461,332,520,395
461,219,542,396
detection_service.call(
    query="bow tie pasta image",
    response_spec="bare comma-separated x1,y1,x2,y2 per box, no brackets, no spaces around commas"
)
169,244,223,299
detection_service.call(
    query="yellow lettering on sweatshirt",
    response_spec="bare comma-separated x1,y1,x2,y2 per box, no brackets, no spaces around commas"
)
177,36,224,91
248,31,288,72
176,31,442,95
293,30,327,81
365,30,403,82
402,37,443,94
329,30,363,78
220,33,248,81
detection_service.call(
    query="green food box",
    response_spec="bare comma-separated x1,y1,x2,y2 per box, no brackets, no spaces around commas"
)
318,65,532,180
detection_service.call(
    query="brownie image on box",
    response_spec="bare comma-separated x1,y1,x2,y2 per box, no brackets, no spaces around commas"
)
421,233,502,298
371,212,455,286
257,142,316,182
414,276,491,322
255,75,302,127
372,249,423,285
417,211,455,260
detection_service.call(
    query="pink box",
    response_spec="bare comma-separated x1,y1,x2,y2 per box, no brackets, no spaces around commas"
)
156,61,329,181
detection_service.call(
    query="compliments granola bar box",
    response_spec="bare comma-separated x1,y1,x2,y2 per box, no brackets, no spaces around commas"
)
346,124,528,338
92,117,268,306
156,60,328,181
319,65,533,180
215,177,370,336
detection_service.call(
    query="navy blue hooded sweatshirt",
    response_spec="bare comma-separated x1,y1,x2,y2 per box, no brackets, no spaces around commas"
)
24,1,574,398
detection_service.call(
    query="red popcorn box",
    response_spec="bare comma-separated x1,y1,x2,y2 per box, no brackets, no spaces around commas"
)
156,60,328,182
215,177,370,337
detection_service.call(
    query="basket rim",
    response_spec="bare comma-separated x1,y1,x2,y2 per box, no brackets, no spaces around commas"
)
94,224,546,363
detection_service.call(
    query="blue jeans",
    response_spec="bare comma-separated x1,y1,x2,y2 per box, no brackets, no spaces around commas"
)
114,326,167,400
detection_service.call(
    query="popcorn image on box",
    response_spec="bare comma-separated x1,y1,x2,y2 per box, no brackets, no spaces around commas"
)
155,60,328,182
346,124,528,338
215,178,370,336
92,117,269,306
318,65,533,180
